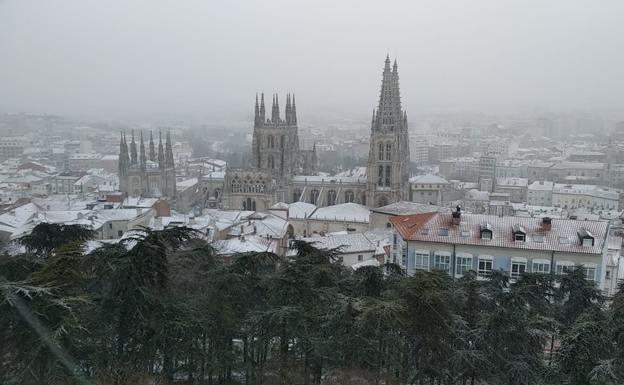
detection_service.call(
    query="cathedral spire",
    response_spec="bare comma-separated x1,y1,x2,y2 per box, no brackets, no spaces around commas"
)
375,55,403,131
291,94,297,126
119,131,129,175
130,129,138,165
259,93,266,123
271,93,280,124
139,130,146,170
254,93,260,126
149,130,156,162
157,130,165,170
285,93,291,125
165,130,174,168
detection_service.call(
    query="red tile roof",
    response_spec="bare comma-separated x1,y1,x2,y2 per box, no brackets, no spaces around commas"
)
391,212,608,255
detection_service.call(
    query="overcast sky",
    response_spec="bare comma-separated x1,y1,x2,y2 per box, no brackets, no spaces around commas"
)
1,0,623,122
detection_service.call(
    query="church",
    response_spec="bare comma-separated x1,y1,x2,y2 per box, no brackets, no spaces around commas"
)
119,56,411,211
201,55,411,210
118,130,176,198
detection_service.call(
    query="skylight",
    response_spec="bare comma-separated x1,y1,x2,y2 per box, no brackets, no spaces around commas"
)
438,228,449,236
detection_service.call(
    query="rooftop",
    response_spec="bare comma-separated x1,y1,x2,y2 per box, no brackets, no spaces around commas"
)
391,212,609,255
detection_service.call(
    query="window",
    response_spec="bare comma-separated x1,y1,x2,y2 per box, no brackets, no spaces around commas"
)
109,223,113,229
532,234,544,243
386,143,391,160
434,253,450,272
268,155,274,169
456,255,473,276
378,143,384,160
385,165,391,186
117,230,123,237
357,255,363,262
514,233,526,241
438,228,449,236
606,270,611,280
559,237,570,245
420,228,429,235
556,261,574,275
378,166,383,186
414,251,429,270
532,260,550,274
460,229,471,237
580,265,597,281
511,260,527,279
478,257,493,277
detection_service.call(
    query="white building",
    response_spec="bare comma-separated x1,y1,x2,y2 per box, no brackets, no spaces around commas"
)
527,180,555,206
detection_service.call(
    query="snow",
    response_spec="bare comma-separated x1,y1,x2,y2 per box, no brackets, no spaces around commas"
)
308,202,370,223
288,201,317,219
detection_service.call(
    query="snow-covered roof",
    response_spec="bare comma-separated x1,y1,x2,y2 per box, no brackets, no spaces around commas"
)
213,235,276,255
300,232,378,254
308,202,370,223
410,174,449,185
371,201,447,216
288,201,317,219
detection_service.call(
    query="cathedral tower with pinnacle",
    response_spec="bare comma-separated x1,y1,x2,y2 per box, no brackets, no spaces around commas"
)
251,93,304,184
366,55,411,207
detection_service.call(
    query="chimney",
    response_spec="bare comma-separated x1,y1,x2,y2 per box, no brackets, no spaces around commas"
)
452,205,461,225
541,217,552,231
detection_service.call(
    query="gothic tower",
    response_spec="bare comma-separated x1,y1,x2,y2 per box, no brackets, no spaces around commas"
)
366,56,411,207
251,92,301,184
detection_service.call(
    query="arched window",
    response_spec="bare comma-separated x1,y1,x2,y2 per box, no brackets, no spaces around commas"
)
327,190,337,206
280,135,285,148
386,143,391,160
214,188,221,199
344,190,354,203
246,198,252,211
252,200,256,211
268,155,274,169
267,135,274,149
310,189,320,204
293,189,302,202
385,165,391,186
378,165,383,186
231,177,241,193
378,143,384,160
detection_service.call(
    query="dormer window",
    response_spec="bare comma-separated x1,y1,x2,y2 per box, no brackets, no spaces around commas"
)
512,224,526,242
577,228,595,247
480,223,493,240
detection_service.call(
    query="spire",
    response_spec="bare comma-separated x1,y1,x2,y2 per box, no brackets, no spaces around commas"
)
130,129,138,165
271,93,280,124
119,131,129,175
149,130,156,161
157,130,165,170
291,93,297,126
375,55,403,131
285,93,291,125
139,131,146,170
165,130,174,168
393,58,398,72
259,93,266,123
254,93,260,126
371,109,376,125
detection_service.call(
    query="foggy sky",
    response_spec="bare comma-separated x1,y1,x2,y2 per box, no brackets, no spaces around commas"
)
1,0,623,122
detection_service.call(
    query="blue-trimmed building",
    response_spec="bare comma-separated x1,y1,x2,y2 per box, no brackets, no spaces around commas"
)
390,209,611,290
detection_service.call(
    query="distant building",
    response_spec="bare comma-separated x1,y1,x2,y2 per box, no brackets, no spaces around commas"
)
409,174,449,205
0,137,28,160
118,130,176,198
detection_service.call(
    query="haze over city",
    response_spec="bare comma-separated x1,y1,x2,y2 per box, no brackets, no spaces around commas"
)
1,0,624,122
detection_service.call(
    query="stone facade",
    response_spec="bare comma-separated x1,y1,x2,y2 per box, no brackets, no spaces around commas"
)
366,56,411,207
119,130,176,198
184,56,412,213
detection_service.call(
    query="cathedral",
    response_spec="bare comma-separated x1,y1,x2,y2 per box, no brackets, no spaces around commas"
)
118,130,176,198
196,55,410,210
